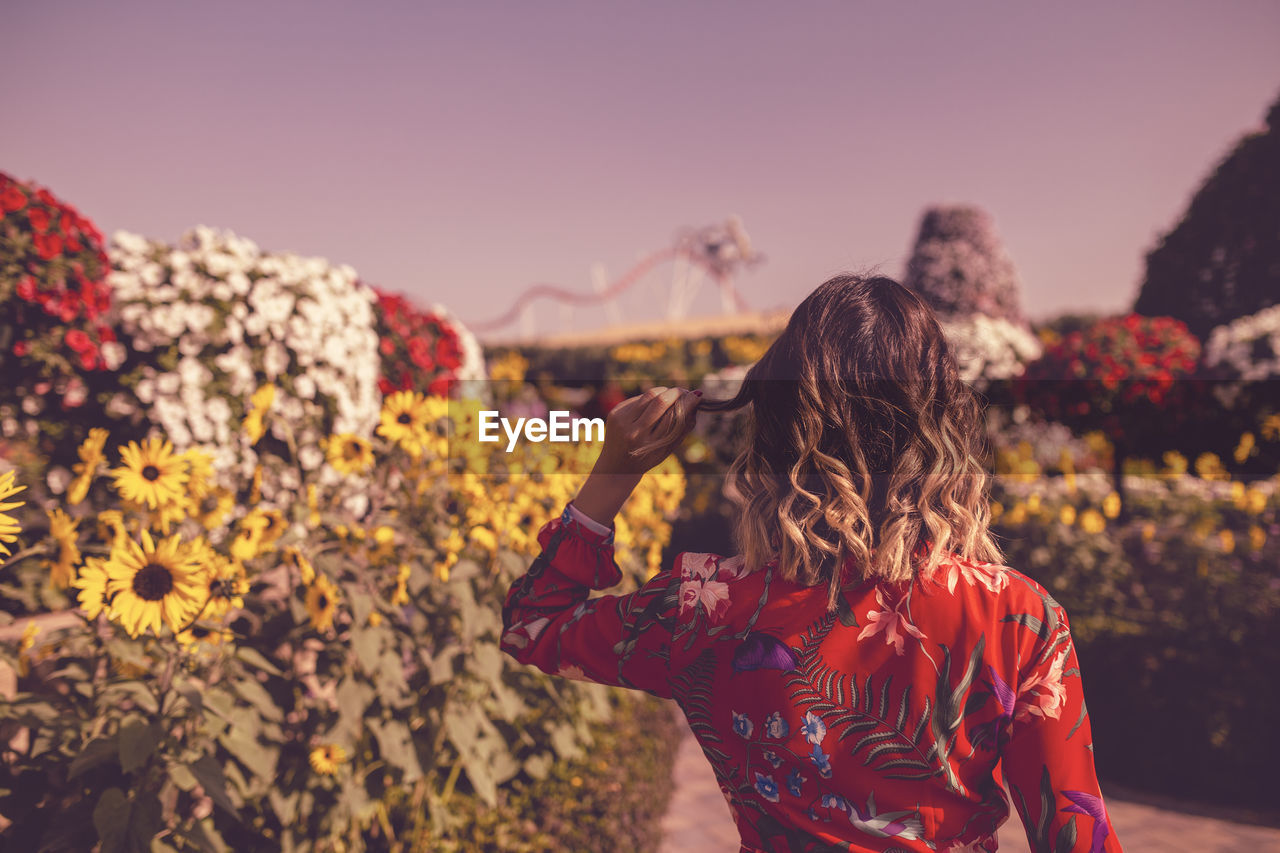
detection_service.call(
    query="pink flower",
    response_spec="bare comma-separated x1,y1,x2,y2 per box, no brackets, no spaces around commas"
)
678,553,745,623
858,588,927,655
933,557,1009,595
1014,646,1069,722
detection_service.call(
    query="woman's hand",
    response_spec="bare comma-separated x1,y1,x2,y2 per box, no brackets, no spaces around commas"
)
572,386,701,528
595,386,702,476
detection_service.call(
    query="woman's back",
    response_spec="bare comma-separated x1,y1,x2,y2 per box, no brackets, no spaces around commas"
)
502,510,1121,852
664,546,1108,852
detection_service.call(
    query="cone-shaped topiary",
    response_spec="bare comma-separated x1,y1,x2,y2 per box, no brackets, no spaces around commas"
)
903,204,1028,327
1134,89,1280,339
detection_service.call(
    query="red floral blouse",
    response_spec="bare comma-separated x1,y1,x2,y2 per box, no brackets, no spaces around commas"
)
501,505,1125,853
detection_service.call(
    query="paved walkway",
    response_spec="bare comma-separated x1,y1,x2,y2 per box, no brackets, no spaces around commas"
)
659,711,1280,852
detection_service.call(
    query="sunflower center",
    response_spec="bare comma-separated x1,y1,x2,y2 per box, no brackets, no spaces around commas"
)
134,562,174,601
343,443,361,461
397,413,412,425
142,465,161,481
317,594,330,609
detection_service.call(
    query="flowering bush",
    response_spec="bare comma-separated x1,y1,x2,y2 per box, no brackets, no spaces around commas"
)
373,288,486,396
903,204,1028,326
1202,304,1280,409
0,174,130,461
937,313,1042,391
0,388,685,850
107,227,383,513
990,465,1280,809
1015,314,1201,464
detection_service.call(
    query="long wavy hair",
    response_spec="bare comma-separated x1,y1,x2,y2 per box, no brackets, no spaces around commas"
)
700,273,1003,610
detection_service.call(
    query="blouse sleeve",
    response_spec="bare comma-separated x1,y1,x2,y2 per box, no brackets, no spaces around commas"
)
499,503,681,699
1001,599,1125,853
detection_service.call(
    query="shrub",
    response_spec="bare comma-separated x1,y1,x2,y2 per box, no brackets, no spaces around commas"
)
106,227,384,516
1134,89,1280,339
902,204,1028,326
0,173,129,464
991,470,1280,810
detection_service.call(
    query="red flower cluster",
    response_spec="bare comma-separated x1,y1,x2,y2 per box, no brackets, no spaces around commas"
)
1,172,115,372
372,288,465,397
1016,314,1201,442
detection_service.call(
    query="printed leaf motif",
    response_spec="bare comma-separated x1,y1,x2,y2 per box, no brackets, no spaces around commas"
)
784,612,941,782
929,635,985,795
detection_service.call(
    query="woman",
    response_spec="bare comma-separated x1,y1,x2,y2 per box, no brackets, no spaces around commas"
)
501,274,1123,852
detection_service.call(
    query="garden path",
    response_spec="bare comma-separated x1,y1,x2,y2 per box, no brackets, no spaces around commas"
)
658,707,1280,853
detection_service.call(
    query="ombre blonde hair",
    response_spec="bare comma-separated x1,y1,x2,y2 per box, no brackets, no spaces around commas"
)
700,273,1003,610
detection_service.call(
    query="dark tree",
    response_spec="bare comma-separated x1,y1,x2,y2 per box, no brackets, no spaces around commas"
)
1134,90,1280,339
903,204,1028,327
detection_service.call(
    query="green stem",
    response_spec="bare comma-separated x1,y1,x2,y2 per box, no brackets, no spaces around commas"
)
439,757,463,805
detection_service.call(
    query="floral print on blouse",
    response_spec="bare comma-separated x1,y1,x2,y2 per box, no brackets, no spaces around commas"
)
501,504,1124,853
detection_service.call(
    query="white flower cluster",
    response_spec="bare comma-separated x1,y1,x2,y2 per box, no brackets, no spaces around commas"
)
1203,305,1280,407
939,313,1042,389
108,226,382,509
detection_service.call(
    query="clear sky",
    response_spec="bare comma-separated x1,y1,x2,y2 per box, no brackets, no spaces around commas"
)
4,1,1278,340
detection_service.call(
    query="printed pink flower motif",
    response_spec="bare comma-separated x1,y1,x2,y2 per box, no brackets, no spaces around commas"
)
557,663,589,682
679,553,746,623
933,557,1009,595
500,616,549,650
1014,646,1069,722
858,588,927,655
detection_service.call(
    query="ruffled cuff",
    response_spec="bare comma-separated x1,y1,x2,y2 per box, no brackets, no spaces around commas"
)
535,503,622,589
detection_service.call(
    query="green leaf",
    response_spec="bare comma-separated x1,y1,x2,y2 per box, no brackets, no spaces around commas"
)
371,718,421,781
93,788,128,852
189,754,241,817
118,719,159,774
234,647,283,677
523,753,552,780
352,625,385,673
1002,612,1049,641
218,725,277,781
350,591,373,627
125,793,163,852
232,676,282,722
69,735,119,779
202,688,236,722
168,762,198,791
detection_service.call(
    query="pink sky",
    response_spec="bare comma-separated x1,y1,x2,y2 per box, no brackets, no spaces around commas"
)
4,1,1278,340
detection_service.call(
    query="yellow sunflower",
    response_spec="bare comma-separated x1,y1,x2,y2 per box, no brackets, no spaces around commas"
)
43,508,81,589
17,620,38,677
111,437,189,510
73,557,113,620
377,390,433,453
103,530,208,638
96,510,130,549
0,469,26,558
309,743,346,775
243,384,276,445
176,623,234,647
196,487,235,530
305,573,340,632
326,434,374,475
282,545,316,584
183,448,217,500
200,548,248,619
67,428,109,506
230,509,284,563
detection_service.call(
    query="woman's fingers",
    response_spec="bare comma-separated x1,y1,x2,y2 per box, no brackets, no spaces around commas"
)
634,387,684,432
